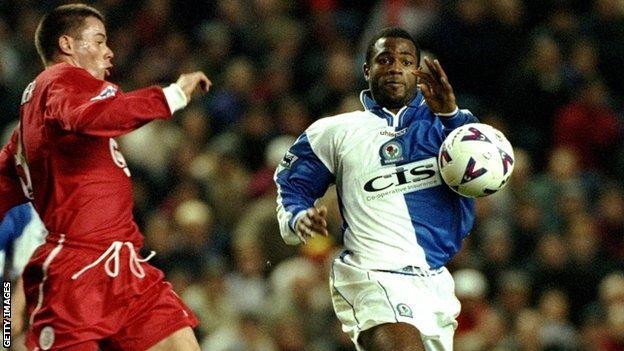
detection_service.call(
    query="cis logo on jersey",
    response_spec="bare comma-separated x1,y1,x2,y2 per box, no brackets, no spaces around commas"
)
380,139,404,165
280,151,298,170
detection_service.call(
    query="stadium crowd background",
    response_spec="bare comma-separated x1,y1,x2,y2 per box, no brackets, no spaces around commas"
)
2,0,624,350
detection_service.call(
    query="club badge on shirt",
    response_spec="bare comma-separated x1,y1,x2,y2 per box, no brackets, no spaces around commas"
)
380,139,405,165
90,85,117,101
39,325,55,350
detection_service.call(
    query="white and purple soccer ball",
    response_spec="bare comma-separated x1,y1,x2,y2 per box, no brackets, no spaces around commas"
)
438,123,514,198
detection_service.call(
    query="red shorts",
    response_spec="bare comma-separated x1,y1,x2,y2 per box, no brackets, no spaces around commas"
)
22,239,198,351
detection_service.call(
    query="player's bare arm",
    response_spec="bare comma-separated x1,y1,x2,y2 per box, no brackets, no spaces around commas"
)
175,72,212,101
413,57,457,114
295,206,329,244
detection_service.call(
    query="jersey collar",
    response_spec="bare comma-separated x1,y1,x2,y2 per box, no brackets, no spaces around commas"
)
359,89,424,117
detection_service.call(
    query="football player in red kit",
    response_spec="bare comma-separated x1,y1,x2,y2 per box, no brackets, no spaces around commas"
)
0,4,210,350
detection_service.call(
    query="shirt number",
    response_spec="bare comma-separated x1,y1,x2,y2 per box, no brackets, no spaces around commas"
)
15,126,34,199
109,138,131,177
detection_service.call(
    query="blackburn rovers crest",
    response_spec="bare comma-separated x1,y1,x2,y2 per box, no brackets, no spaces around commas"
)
380,139,404,165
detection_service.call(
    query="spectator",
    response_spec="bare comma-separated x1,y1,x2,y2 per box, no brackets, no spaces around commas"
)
553,79,622,174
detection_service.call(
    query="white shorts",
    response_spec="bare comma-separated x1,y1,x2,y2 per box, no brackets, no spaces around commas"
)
330,256,461,351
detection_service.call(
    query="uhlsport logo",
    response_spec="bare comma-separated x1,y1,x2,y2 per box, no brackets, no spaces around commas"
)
379,128,407,138
379,139,404,165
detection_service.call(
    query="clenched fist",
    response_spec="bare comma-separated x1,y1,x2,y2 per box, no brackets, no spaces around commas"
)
176,72,212,101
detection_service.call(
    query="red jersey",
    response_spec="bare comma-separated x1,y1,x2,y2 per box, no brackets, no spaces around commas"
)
0,63,173,249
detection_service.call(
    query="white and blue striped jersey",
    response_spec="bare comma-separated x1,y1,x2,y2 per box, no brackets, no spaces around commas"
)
0,202,46,279
275,90,477,270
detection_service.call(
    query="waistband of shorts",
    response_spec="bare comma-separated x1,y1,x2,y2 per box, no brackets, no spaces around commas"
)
45,231,143,252
371,266,445,277
338,250,445,277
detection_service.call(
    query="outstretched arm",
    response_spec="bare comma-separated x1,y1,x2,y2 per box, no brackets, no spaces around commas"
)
47,67,211,138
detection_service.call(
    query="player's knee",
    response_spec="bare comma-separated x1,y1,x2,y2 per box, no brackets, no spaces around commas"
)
359,322,425,351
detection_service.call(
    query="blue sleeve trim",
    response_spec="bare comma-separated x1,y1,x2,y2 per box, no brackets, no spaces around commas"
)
439,109,479,131
276,133,335,229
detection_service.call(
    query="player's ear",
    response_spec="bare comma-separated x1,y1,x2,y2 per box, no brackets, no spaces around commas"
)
58,35,75,56
363,62,370,82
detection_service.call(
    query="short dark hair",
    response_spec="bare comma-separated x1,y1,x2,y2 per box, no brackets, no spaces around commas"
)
35,3,104,65
365,27,420,65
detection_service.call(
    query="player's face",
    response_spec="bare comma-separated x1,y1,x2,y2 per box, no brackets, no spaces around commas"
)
364,37,419,111
72,16,113,80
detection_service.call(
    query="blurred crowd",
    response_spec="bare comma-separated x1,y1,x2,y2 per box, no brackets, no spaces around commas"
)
2,0,624,350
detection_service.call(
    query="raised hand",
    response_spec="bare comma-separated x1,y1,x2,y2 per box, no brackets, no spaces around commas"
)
413,57,457,115
295,206,329,244
175,72,212,101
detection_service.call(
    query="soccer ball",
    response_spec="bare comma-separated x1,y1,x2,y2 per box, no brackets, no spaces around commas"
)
438,123,514,198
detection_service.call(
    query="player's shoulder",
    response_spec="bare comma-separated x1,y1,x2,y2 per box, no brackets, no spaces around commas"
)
38,63,105,91
38,63,87,82
308,110,370,133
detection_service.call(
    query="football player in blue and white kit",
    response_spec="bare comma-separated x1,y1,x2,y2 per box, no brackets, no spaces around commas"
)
1,202,46,342
275,27,478,351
